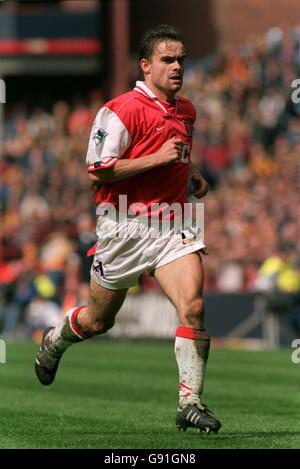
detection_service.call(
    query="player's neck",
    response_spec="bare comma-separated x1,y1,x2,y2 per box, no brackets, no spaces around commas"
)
144,81,176,104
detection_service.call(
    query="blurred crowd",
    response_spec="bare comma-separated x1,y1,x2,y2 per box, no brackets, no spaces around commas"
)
1,26,300,337
182,26,300,293
0,96,99,336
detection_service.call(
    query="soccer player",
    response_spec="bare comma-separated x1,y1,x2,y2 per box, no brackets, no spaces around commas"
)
35,25,221,434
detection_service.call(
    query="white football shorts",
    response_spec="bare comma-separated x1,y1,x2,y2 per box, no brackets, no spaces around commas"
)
90,212,205,290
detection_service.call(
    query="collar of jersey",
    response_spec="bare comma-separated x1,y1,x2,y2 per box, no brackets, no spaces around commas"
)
134,81,178,114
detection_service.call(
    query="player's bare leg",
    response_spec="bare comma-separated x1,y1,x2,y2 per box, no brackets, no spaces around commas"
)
154,251,221,434
35,279,127,385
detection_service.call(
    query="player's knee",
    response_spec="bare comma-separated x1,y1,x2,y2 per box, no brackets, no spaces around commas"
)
181,297,204,327
90,317,115,335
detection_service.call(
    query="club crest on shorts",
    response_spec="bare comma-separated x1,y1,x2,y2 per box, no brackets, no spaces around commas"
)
93,259,104,276
93,127,109,146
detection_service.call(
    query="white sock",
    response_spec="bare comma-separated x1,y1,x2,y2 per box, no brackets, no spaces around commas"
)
48,306,88,355
175,325,210,409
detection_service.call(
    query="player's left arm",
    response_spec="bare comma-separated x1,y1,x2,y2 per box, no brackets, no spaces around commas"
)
185,101,208,198
188,161,208,199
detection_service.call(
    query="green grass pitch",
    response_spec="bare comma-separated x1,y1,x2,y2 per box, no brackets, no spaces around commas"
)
0,339,299,449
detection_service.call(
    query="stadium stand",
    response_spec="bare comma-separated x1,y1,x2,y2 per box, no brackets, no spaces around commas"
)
1,26,300,339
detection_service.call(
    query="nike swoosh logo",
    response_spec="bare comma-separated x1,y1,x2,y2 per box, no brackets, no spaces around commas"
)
156,126,167,131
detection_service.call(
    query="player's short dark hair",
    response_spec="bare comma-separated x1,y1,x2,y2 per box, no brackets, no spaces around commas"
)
139,25,184,61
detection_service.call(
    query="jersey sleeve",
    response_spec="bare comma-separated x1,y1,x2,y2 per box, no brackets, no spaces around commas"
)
188,101,196,125
86,106,131,172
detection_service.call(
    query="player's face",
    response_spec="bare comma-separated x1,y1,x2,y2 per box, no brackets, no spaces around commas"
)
141,40,186,102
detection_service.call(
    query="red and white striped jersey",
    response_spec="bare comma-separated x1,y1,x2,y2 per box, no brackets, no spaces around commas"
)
86,81,196,214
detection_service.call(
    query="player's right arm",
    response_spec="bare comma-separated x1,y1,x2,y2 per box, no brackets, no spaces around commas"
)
86,106,182,184
89,137,183,184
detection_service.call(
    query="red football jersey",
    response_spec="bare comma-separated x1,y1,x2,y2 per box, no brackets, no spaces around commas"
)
86,81,196,217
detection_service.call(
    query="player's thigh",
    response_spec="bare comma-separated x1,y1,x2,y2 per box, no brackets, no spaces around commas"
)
88,278,128,322
154,251,204,312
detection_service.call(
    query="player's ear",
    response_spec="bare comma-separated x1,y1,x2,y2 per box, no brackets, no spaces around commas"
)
140,58,151,75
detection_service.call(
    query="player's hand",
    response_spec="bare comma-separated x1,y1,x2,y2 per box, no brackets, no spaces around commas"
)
156,137,183,165
190,171,208,198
